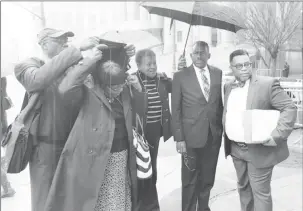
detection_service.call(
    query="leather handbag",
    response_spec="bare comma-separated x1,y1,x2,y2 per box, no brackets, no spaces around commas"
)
1,93,41,173
133,114,153,179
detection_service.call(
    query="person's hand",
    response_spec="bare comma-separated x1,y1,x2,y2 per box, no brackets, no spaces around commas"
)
176,141,187,154
127,75,142,92
157,72,168,80
262,136,277,146
83,44,107,61
125,44,136,57
178,55,187,70
80,36,100,51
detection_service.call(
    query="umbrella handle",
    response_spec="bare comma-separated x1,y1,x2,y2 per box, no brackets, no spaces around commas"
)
183,24,192,57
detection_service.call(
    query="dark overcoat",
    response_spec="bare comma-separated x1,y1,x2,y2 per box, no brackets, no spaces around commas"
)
44,75,146,211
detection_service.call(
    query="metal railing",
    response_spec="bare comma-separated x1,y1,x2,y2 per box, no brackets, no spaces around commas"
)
256,69,283,77
280,80,303,128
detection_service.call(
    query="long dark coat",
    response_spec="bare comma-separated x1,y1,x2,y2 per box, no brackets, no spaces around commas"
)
44,76,146,211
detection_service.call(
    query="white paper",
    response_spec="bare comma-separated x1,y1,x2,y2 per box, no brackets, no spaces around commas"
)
229,109,280,144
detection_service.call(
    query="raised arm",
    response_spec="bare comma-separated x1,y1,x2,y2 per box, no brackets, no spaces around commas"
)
58,46,104,103
58,58,99,100
14,46,82,92
270,79,297,144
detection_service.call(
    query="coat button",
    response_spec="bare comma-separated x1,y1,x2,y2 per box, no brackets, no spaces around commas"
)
88,149,93,154
93,128,98,131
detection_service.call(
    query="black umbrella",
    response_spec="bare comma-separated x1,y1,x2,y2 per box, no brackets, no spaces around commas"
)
141,1,246,55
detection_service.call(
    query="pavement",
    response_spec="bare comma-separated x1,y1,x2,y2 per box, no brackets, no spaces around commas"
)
157,130,303,211
2,129,302,211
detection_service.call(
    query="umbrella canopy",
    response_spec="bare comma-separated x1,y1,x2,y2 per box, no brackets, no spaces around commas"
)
141,2,246,33
100,30,161,50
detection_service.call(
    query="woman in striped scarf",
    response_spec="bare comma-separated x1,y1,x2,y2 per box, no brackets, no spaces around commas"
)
133,49,173,211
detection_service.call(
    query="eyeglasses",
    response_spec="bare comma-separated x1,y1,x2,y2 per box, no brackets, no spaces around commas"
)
231,62,252,70
108,81,127,92
183,153,195,172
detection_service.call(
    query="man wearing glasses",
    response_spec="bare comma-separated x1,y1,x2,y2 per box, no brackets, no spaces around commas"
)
173,41,224,211
223,49,297,211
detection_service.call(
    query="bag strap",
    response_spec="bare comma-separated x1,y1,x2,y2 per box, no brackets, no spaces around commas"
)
17,93,41,125
135,113,144,137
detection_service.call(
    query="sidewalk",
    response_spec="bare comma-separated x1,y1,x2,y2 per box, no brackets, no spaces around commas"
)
157,129,303,211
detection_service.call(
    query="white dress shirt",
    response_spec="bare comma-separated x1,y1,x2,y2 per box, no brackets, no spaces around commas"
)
193,64,211,98
225,80,250,142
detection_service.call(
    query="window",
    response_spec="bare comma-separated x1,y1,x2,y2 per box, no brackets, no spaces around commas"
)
211,28,218,47
177,31,183,43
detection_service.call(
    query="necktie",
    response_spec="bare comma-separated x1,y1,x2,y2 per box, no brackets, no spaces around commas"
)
200,69,210,101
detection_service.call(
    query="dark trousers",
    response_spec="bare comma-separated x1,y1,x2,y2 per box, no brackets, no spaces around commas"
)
231,142,274,211
182,132,220,211
29,141,65,211
138,122,162,211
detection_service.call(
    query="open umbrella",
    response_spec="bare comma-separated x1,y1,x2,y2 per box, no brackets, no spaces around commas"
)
100,30,161,50
141,1,246,55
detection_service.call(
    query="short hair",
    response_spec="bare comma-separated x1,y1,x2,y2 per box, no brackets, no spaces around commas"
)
100,60,122,75
135,49,156,65
229,49,250,63
100,61,127,85
192,41,209,52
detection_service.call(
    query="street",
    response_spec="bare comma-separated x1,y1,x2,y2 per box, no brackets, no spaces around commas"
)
1,129,302,211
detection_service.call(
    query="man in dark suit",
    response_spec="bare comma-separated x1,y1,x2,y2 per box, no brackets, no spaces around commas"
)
172,41,223,211
224,49,297,211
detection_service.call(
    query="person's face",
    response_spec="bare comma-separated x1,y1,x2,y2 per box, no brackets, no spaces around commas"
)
190,44,210,69
138,55,157,78
41,36,68,58
105,82,126,98
230,54,252,82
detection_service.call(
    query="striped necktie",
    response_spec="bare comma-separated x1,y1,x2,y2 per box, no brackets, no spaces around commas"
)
200,69,210,101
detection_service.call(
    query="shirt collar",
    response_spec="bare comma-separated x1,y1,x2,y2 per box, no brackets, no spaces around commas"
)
193,64,209,73
232,79,250,88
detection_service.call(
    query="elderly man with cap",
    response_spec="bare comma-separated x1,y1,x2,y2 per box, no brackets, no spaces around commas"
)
14,28,136,211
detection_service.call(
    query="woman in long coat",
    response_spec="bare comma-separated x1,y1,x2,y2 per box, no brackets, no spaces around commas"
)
44,44,145,211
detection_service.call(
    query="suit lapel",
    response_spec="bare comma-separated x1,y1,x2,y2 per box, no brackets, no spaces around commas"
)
188,65,206,102
224,84,233,107
246,75,258,109
223,83,233,126
208,65,216,102
121,87,131,119
89,83,112,112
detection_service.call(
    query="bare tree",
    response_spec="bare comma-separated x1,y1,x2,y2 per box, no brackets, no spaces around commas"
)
238,2,302,76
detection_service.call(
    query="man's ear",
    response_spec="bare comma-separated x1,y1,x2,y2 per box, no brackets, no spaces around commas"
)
41,43,47,51
208,53,211,59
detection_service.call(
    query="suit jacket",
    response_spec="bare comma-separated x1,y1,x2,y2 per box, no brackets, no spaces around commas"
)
223,75,297,168
172,65,223,148
14,47,84,142
132,71,172,142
